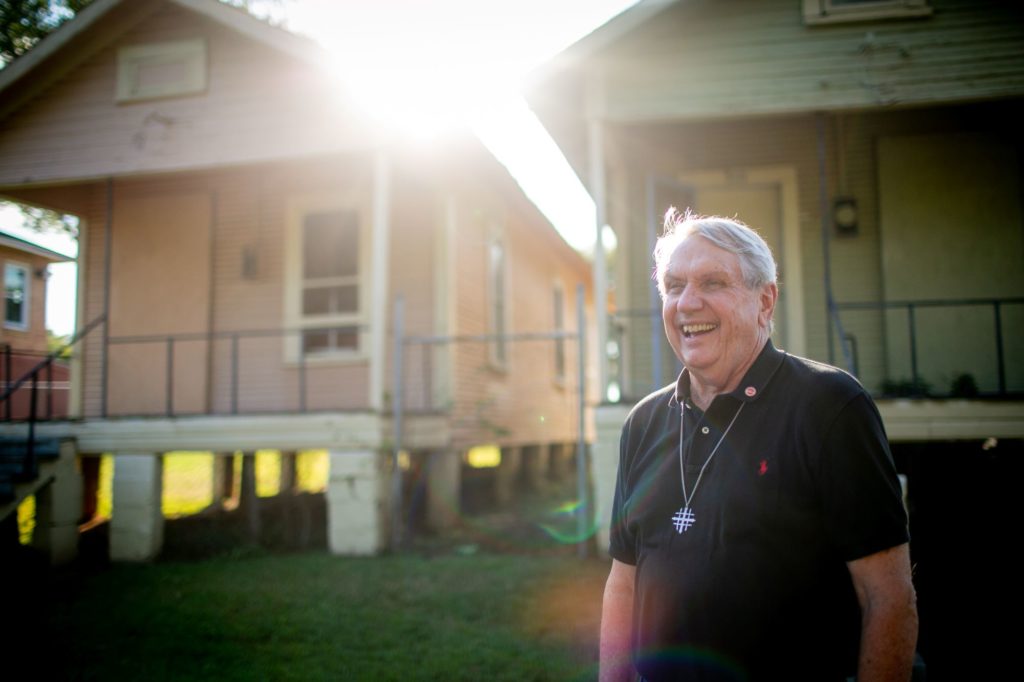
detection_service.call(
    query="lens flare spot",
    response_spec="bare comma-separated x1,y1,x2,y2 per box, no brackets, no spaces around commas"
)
537,499,599,544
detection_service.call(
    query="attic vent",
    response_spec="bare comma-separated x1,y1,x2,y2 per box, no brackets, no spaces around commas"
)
803,0,931,25
116,39,207,102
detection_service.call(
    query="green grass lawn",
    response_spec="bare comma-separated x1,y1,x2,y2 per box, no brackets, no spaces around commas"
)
38,551,609,681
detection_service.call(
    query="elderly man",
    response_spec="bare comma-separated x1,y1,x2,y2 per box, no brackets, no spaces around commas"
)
600,212,917,681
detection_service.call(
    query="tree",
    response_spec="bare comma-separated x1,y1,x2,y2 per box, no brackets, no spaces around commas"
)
2,0,291,64
1,0,93,63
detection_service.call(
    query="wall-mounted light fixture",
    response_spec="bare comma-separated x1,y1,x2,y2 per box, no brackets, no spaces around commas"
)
833,196,858,236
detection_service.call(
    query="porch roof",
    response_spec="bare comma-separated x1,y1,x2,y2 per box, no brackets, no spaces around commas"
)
526,0,1024,184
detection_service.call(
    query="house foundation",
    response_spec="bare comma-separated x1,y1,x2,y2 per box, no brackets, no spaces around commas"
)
425,449,461,530
31,439,82,565
110,453,164,562
211,453,234,507
593,405,630,555
495,445,523,506
550,442,572,481
522,443,550,491
326,449,387,555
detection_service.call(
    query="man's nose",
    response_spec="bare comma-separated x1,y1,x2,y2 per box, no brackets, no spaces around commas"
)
676,284,702,311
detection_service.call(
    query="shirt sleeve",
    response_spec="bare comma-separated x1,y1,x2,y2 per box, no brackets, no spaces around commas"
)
608,417,638,564
818,392,910,562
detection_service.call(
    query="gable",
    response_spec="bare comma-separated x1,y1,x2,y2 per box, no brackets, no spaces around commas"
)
551,0,1024,122
0,0,373,188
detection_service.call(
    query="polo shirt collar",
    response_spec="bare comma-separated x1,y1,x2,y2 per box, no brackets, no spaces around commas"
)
671,339,786,408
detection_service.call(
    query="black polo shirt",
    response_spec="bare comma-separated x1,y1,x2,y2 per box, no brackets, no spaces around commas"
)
609,341,909,681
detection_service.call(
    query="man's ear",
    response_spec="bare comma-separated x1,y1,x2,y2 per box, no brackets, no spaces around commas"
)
759,282,779,328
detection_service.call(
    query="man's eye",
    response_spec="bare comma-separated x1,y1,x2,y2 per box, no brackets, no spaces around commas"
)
704,279,724,290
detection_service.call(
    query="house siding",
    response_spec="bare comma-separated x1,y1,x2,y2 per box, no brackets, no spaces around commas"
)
64,160,375,418
597,0,1024,122
449,188,592,451
387,172,437,407
0,1,372,188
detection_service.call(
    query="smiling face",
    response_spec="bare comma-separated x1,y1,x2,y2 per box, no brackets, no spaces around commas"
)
661,235,777,403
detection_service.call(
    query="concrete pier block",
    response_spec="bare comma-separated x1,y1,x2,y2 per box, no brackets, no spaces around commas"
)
110,453,164,562
523,443,551,491
280,451,298,493
211,453,233,507
31,439,82,565
425,450,460,530
495,446,523,506
550,442,572,481
326,450,386,555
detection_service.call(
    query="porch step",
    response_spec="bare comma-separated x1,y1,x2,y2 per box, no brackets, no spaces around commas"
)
0,437,61,459
0,437,62,503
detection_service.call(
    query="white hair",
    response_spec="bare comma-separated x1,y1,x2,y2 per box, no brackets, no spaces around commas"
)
653,208,777,298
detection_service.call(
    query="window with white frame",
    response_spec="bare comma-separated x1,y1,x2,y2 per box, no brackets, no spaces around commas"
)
4,262,29,330
285,199,364,360
802,0,931,25
487,234,508,368
553,282,566,383
116,39,207,102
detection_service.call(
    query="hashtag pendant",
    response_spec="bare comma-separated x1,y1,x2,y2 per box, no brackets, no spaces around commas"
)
672,506,695,533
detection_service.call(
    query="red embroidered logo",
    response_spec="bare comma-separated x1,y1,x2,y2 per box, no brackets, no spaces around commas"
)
758,459,768,476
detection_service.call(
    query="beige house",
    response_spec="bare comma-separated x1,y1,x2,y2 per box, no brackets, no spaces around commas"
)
0,0,593,562
528,0,1023,677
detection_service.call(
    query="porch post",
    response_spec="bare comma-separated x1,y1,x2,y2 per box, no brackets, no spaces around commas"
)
588,117,609,401
69,215,89,418
110,453,164,561
368,150,392,412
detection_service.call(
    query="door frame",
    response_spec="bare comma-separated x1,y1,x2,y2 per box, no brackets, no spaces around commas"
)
676,165,806,357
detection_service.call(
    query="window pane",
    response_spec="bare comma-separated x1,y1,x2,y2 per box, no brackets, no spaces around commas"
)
489,239,507,363
554,288,565,378
302,285,358,316
302,330,329,354
333,327,359,350
303,288,330,316
302,326,359,355
303,210,359,279
4,265,26,326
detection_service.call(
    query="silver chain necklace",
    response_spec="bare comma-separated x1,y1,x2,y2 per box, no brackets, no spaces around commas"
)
672,402,745,533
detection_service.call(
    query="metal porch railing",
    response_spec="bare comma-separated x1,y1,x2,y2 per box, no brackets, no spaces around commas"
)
103,323,371,417
0,315,106,486
609,297,1024,401
835,297,1024,398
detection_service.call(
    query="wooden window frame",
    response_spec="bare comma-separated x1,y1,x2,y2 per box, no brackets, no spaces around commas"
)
283,194,368,364
552,280,567,386
486,228,509,371
116,39,207,103
802,0,931,25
